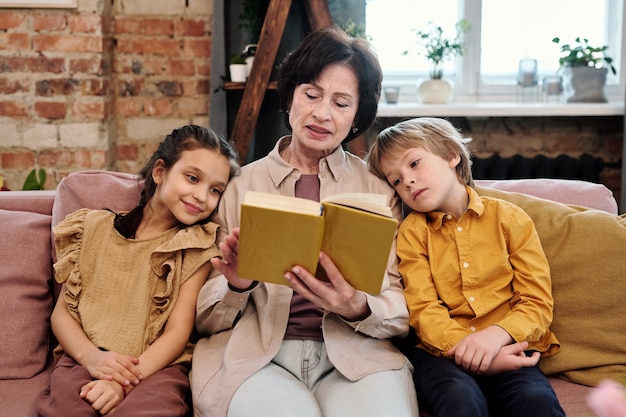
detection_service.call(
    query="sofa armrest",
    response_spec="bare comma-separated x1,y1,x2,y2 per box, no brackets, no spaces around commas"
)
0,190,56,215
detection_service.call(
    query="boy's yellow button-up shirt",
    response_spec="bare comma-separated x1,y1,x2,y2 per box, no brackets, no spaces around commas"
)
397,186,559,357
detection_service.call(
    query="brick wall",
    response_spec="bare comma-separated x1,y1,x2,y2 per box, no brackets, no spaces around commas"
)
0,0,212,190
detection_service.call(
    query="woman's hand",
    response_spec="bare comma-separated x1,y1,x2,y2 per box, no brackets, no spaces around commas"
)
285,251,371,321
80,379,125,415
210,227,256,290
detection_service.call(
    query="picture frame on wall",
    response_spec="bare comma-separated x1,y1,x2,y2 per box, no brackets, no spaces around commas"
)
0,0,77,7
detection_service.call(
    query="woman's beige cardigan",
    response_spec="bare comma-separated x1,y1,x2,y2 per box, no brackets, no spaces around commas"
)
191,139,410,417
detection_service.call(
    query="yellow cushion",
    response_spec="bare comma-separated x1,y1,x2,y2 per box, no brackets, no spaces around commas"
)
476,186,626,387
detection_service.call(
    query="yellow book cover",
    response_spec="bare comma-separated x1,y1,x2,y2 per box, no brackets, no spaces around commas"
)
238,191,398,294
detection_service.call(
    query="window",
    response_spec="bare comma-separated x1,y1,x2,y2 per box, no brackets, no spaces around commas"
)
366,0,625,102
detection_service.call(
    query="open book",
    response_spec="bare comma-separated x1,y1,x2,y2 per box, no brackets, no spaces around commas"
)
238,191,398,294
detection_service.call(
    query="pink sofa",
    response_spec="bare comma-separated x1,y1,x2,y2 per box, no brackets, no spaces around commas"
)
0,170,623,417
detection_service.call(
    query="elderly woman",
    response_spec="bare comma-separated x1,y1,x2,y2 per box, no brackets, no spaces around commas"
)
191,26,418,417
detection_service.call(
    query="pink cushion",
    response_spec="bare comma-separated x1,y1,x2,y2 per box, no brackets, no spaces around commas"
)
52,170,142,228
0,210,53,379
475,178,618,214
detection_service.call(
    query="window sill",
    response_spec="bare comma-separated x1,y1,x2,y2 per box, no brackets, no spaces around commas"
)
377,101,625,118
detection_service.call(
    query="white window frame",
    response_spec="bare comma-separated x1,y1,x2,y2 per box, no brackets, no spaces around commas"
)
377,0,626,103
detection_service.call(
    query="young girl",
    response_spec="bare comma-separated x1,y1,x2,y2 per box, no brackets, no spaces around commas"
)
367,117,564,417
35,125,239,417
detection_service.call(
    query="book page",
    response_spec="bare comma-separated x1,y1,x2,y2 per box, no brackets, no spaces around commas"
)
321,203,397,294
323,193,392,217
244,191,322,216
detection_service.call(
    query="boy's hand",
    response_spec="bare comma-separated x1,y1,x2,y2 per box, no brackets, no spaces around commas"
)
447,325,513,374
83,349,142,387
80,379,125,415
482,341,540,375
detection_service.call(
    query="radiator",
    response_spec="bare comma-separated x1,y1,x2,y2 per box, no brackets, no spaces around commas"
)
472,153,605,183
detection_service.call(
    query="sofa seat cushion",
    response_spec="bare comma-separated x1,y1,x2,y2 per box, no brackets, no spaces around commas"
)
0,210,53,379
0,366,54,417
475,186,626,387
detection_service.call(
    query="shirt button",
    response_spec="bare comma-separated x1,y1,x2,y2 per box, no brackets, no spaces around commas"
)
469,296,475,302
463,262,469,268
446,214,453,220
457,226,463,232
470,326,477,332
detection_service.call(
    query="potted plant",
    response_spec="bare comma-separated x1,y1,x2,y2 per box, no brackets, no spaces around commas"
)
408,19,471,104
229,54,248,82
552,37,616,103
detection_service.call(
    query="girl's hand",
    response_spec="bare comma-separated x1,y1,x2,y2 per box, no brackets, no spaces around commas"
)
83,349,142,388
80,379,125,415
285,251,371,321
446,325,513,374
210,227,256,290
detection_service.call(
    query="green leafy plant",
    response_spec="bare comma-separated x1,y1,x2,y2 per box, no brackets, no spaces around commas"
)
230,54,247,65
552,37,617,75
406,19,471,79
22,168,46,190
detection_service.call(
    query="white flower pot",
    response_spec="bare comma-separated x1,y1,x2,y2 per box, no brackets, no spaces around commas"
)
229,64,247,82
417,79,454,104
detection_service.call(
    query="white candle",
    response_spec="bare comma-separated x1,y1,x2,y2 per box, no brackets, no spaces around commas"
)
518,59,538,86
384,87,400,104
522,72,535,85
543,76,562,94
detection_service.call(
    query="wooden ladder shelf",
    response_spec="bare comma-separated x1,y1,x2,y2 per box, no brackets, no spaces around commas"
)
229,0,333,163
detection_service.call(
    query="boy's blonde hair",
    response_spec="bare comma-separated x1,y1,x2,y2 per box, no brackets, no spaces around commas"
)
367,117,474,187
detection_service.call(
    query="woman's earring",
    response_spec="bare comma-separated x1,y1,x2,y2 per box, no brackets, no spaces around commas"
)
286,109,290,114
352,127,358,134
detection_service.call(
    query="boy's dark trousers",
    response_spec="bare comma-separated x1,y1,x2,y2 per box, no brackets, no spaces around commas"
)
410,347,565,417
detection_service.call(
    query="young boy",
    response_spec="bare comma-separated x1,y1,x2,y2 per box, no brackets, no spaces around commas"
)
367,117,565,417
